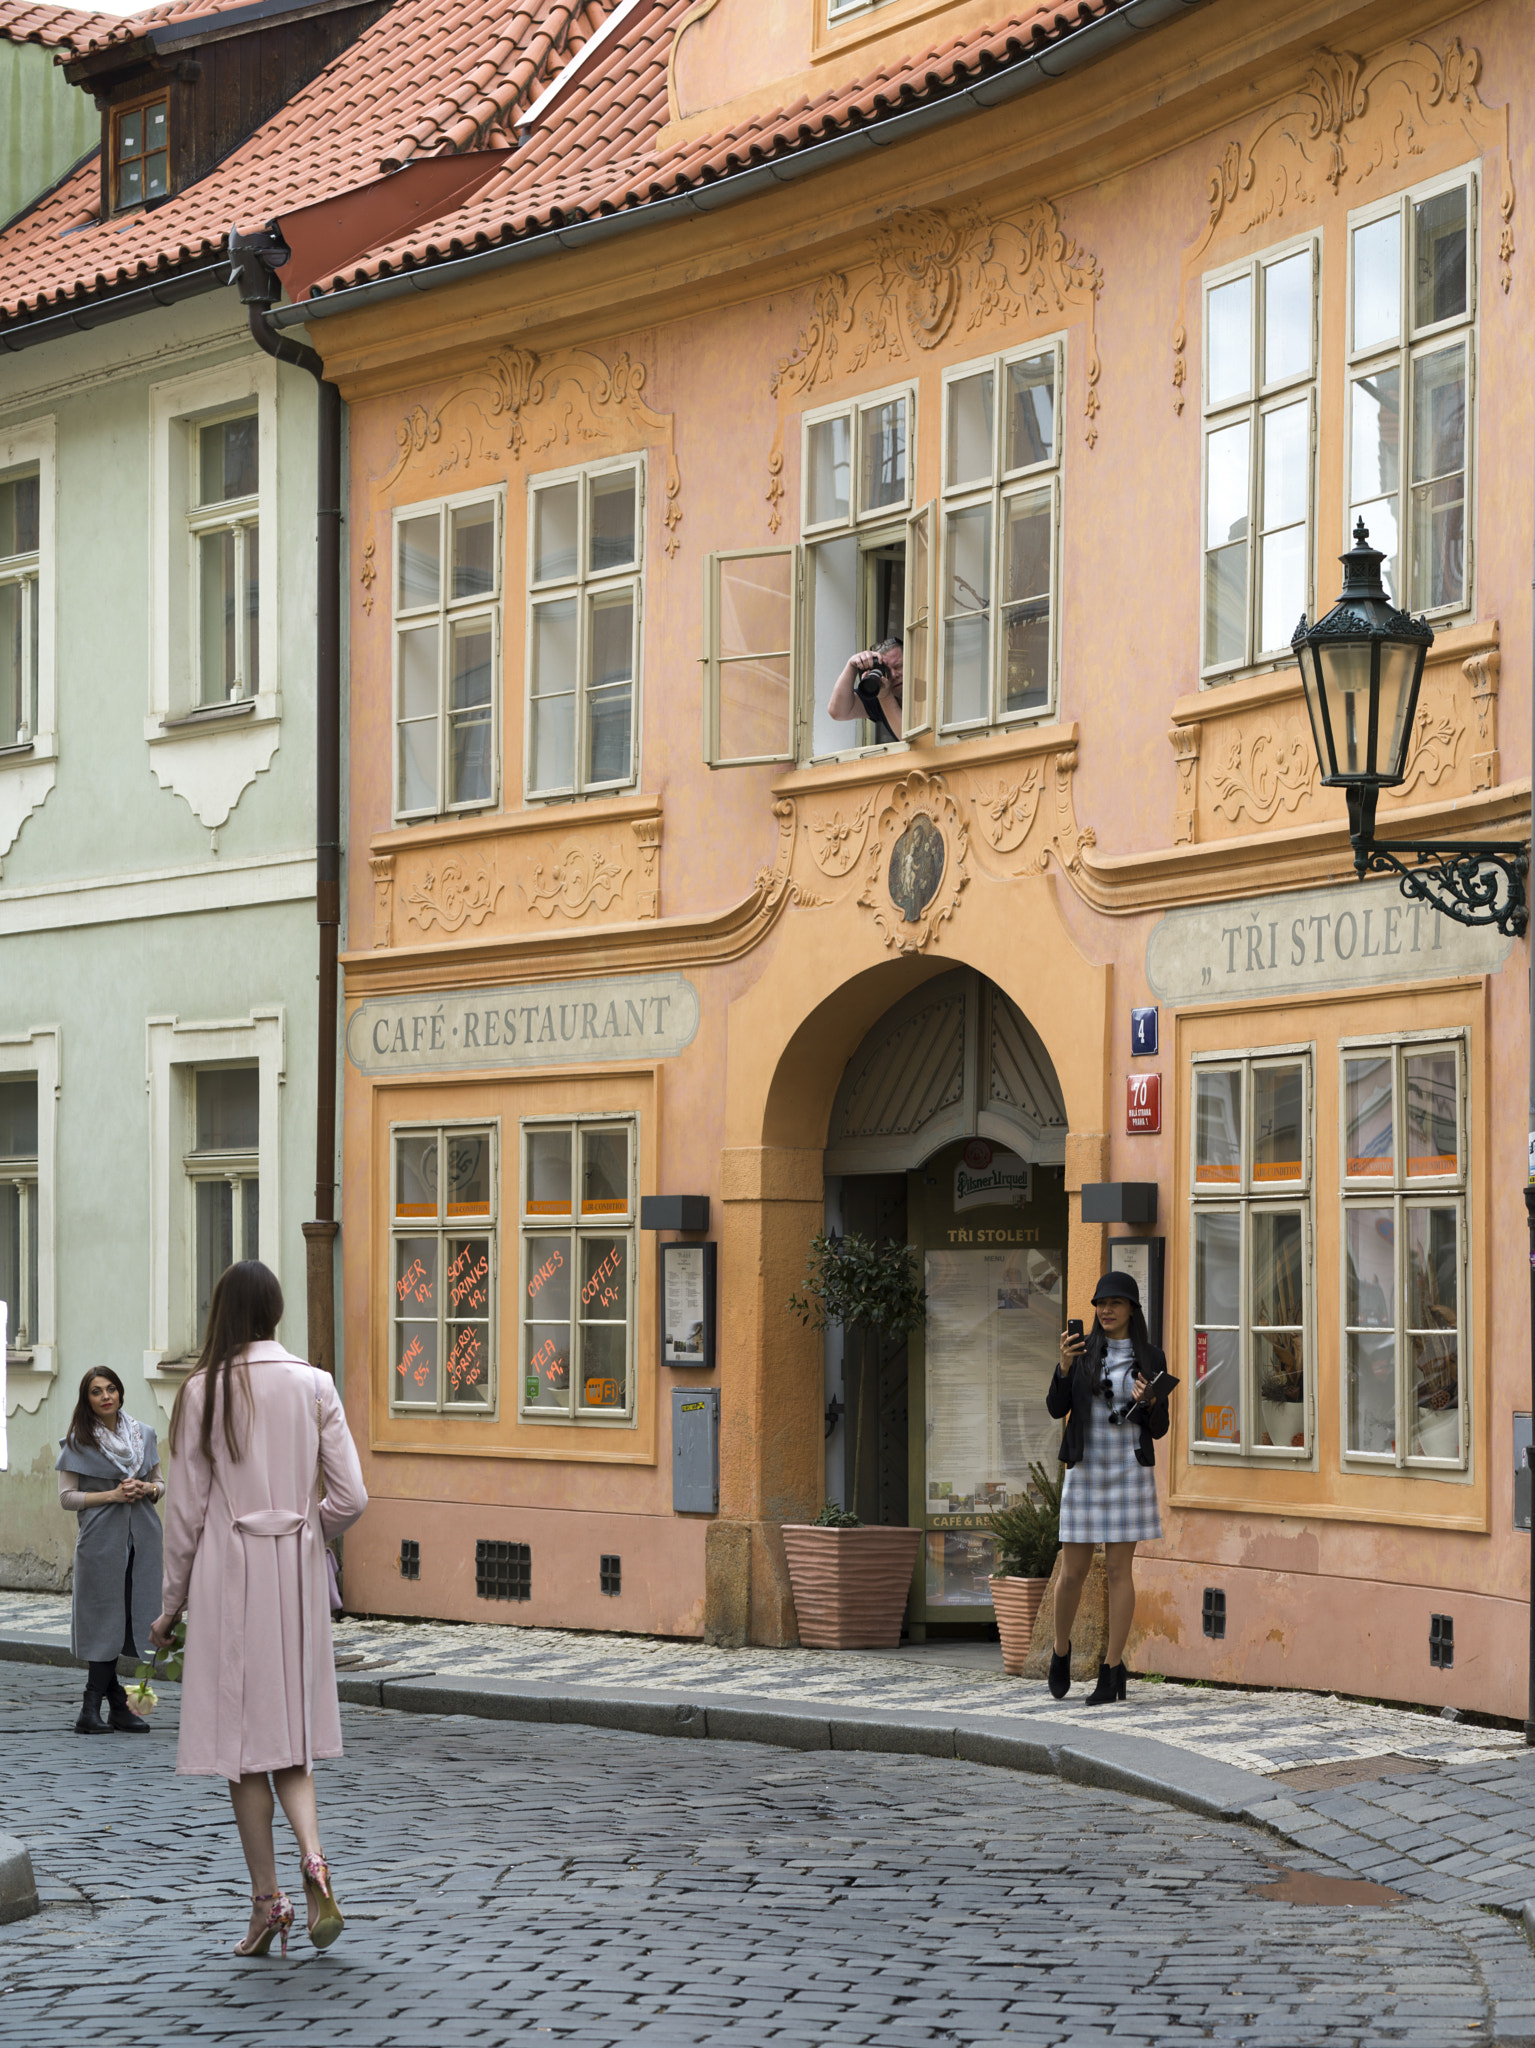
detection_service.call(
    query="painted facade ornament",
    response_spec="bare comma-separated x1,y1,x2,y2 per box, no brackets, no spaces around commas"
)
401,857,504,934
971,771,1043,854
1169,726,1201,844
1207,724,1318,827
369,853,395,949
857,772,969,954
766,200,1104,529
1463,647,1500,790
1173,37,1516,408
630,816,662,919
519,842,631,921
806,799,874,876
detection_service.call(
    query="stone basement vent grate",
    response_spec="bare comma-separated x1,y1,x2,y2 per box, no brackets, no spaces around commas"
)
1202,1587,1226,1640
399,1538,420,1580
1429,1613,1453,1668
475,1540,531,1602
600,1554,621,1595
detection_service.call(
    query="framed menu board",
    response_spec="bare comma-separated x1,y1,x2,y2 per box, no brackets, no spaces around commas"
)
660,1241,716,1368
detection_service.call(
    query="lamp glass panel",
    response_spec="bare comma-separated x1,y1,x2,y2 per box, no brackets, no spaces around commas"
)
1375,637,1421,781
1206,274,1251,405
1317,638,1375,776
1352,213,1401,352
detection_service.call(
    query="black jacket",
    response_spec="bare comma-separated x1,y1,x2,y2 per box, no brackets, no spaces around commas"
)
1046,1325,1171,1469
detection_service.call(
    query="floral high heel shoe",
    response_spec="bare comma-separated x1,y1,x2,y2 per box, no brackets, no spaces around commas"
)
233,1890,294,1959
300,1852,345,1949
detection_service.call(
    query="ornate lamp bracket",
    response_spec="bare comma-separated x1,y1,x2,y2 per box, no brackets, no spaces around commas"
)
1345,787,1529,938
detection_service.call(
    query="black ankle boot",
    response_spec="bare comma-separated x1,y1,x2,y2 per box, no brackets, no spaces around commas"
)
106,1684,150,1733
1084,1660,1127,1706
74,1687,109,1734
1047,1644,1071,1700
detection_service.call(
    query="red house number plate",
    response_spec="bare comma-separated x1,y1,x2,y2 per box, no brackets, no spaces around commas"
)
1126,1072,1161,1133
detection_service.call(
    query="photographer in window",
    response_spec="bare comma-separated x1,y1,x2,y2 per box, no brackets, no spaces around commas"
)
827,636,903,743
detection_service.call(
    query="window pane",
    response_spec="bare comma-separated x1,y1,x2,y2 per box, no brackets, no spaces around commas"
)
1207,273,1252,405
1262,248,1311,384
394,1242,438,1404
588,589,633,690
1252,1210,1305,1446
445,1131,491,1217
1347,1331,1397,1455
579,1236,628,1324
1205,418,1250,550
396,1133,437,1219
1252,1065,1303,1181
533,480,579,582
200,416,257,506
587,684,631,786
525,1236,570,1320
398,623,439,719
199,528,236,703
1000,488,1050,715
398,718,436,814
806,416,850,526
716,552,792,760
447,621,493,806
860,398,907,512
445,1236,491,1404
525,1128,571,1216
194,1179,234,1334
446,1320,492,1405
1414,185,1467,329
1405,1051,1458,1175
1194,1209,1240,1324
529,598,576,792
1406,1204,1457,1328
904,505,930,735
1261,399,1309,531
119,159,143,207
582,1127,628,1214
450,501,496,599
0,582,29,742
1407,1207,1459,1457
397,624,439,811
945,372,994,488
1004,353,1054,470
524,1314,571,1408
0,1182,23,1343
119,108,143,156
241,1175,259,1263
1194,1069,1241,1185
942,502,990,726
242,523,259,693
1204,418,1249,666
398,513,440,609
144,151,168,202
1350,367,1400,517
195,1067,258,1152
1258,526,1305,657
1409,343,1465,611
0,471,40,559
589,470,637,572
1345,1205,1396,1456
146,101,167,149
0,1077,37,1159
580,1319,628,1410
1344,1056,1393,1176
1193,1328,1241,1444
1353,213,1401,352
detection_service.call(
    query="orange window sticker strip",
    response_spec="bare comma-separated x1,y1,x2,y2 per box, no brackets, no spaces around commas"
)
396,1202,436,1217
1195,1165,1240,1185
1407,1155,1457,1176
1252,1162,1303,1181
582,1198,629,1215
1346,1158,1393,1176
526,1200,572,1216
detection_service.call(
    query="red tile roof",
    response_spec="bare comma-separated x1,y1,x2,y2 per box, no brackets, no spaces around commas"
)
63,0,357,57
0,0,123,47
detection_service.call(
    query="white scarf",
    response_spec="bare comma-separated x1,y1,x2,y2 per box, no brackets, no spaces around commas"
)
98,1410,145,1482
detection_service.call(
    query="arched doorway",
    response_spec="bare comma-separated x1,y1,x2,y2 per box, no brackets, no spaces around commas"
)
823,968,1069,1636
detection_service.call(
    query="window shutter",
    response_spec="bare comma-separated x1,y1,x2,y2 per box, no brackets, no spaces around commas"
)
703,547,799,766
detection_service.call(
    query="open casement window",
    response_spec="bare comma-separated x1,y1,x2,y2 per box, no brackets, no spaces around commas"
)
1348,170,1477,615
1190,1052,1313,1459
0,466,39,747
391,1125,497,1415
185,1066,259,1338
0,1074,38,1354
393,492,500,821
519,1118,636,1424
113,95,168,212
1341,1037,1467,1468
703,548,799,765
190,413,259,707
1202,237,1318,677
526,460,643,800
939,341,1062,732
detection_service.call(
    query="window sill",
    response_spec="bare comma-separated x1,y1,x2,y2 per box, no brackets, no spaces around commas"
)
0,733,56,767
4,1346,56,1415
153,697,266,740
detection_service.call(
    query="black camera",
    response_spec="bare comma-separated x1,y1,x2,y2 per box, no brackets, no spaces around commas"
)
853,659,890,715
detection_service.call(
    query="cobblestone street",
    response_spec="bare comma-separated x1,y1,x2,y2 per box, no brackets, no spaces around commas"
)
4,1664,1534,2047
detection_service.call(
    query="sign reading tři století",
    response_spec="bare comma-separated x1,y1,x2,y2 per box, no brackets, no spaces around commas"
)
346,973,700,1075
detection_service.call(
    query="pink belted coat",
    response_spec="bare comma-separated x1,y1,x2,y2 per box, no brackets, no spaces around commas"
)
162,1342,367,1779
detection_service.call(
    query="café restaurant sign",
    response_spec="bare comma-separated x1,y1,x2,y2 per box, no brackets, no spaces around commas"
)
1146,879,1513,1007
347,972,700,1075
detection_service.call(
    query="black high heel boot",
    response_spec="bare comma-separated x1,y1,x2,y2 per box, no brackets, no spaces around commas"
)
74,1686,109,1734
1047,1644,1071,1700
106,1679,150,1733
1084,1660,1127,1706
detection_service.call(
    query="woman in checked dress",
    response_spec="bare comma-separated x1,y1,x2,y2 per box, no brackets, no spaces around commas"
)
1044,1271,1169,1705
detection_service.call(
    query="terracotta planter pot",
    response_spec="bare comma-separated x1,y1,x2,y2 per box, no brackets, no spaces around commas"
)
780,1525,923,1649
990,1575,1050,1676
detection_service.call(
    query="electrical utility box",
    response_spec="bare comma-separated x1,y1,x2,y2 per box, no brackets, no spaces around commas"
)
673,1386,719,1514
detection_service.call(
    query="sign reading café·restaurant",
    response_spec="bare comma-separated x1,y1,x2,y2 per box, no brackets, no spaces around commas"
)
1146,878,1514,1007
346,972,700,1075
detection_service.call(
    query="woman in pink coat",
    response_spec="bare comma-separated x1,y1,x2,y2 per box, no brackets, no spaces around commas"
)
152,1260,367,1960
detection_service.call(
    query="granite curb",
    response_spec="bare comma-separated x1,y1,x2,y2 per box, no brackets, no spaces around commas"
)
0,1832,39,1925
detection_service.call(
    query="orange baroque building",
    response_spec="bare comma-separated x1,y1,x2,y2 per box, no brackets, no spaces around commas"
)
269,0,1534,1711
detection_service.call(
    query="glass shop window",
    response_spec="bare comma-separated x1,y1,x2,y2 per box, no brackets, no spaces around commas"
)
186,1066,259,1337
519,1119,635,1423
391,1126,496,1414
393,491,500,820
1190,1053,1312,1459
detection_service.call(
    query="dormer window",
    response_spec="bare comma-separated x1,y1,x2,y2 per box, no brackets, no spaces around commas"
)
114,97,169,211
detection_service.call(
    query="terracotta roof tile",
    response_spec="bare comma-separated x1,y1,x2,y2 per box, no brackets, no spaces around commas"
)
0,0,122,47
67,0,296,55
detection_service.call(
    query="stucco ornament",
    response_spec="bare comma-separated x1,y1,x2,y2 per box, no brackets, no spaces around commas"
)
1384,701,1462,801
1463,648,1500,790
857,773,969,954
1172,35,1516,410
766,199,1104,529
519,841,632,920
971,770,1043,854
805,799,873,876
1207,725,1318,827
401,857,504,934
370,853,395,948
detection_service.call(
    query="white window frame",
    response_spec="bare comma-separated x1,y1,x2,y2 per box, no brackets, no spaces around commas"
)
1346,164,1478,621
1189,1045,1314,1463
391,485,504,824
389,1120,499,1418
518,1112,638,1428
148,356,279,736
938,337,1064,734
144,1009,283,1382
801,381,916,537
0,416,57,776
183,1064,261,1341
525,455,644,803
1200,233,1319,680
189,407,261,709
0,1026,58,1411
1339,1030,1469,1474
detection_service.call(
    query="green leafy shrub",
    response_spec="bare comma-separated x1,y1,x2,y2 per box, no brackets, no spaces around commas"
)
812,1502,862,1529
986,1462,1062,1580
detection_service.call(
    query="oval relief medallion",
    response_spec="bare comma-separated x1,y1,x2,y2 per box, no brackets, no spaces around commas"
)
888,813,946,924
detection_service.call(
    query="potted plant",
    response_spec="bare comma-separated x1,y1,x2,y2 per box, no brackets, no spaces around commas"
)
781,1232,926,1649
987,1463,1061,1675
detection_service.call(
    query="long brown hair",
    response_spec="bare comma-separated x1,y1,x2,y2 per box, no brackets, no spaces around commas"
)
169,1260,283,1465
65,1366,127,1453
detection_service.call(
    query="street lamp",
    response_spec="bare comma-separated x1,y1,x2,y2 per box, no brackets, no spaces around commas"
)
1292,520,1529,936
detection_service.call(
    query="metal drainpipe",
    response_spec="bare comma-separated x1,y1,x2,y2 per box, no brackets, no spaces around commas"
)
1528,394,1535,1745
228,227,342,1378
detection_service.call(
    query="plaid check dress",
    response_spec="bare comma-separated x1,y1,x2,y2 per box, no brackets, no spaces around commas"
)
1058,1340,1163,1545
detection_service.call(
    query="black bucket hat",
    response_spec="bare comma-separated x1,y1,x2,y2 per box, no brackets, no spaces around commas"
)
1092,1270,1141,1307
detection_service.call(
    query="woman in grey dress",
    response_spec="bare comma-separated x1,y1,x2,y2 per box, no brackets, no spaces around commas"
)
56,1366,164,1734
1045,1271,1170,1706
